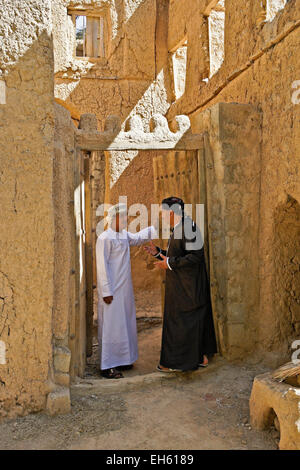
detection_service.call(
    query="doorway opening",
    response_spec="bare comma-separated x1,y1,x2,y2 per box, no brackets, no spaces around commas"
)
71,116,211,380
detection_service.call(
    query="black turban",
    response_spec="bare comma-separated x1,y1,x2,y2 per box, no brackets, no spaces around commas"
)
161,196,185,216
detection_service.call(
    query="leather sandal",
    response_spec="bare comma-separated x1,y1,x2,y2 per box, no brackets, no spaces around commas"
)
101,368,124,379
157,365,182,373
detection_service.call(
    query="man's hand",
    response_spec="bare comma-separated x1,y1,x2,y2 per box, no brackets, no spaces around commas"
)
103,296,113,304
144,240,159,256
154,254,168,270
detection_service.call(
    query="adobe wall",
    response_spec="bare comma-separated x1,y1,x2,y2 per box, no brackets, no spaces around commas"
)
52,103,77,388
52,0,172,308
0,0,55,418
168,0,300,360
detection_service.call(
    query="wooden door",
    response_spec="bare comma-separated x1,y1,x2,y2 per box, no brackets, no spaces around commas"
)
86,17,105,58
153,150,200,311
153,150,200,222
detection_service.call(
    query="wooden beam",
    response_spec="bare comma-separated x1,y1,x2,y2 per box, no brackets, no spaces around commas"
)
76,132,204,151
68,8,106,17
204,0,223,16
169,36,188,53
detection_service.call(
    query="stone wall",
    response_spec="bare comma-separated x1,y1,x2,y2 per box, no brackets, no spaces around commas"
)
0,0,55,418
273,196,300,346
0,2,81,419
0,0,298,420
52,0,299,353
168,0,300,360
193,103,262,359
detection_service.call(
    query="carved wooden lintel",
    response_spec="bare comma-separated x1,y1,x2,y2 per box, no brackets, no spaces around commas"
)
76,113,204,151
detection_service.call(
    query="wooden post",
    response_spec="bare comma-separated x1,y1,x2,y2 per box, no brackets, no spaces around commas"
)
90,151,106,349
69,149,87,378
69,147,81,377
84,154,94,358
78,152,87,376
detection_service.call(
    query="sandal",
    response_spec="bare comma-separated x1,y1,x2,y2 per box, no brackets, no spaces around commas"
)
198,355,209,368
101,368,124,379
156,365,182,373
198,363,208,368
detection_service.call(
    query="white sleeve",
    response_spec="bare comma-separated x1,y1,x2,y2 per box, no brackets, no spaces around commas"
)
96,237,114,297
127,226,158,247
166,258,173,270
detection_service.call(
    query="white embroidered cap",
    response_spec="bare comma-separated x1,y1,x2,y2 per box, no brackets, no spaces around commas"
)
107,203,127,224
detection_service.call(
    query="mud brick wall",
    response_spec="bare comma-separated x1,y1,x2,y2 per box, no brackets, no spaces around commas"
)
0,0,55,418
170,0,300,361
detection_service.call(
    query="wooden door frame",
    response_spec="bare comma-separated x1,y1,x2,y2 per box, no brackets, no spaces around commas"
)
74,113,210,375
84,153,94,358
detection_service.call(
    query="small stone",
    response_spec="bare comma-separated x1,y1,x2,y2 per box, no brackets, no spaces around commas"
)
46,387,71,416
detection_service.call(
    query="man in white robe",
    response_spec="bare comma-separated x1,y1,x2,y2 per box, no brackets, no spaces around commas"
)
96,203,157,379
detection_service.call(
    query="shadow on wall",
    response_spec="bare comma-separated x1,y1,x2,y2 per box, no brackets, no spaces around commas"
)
55,0,174,188
54,1,187,304
272,194,300,354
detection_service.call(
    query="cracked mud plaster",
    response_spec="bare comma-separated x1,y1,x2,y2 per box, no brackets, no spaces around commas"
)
184,0,300,359
0,0,299,421
52,0,171,302
0,0,55,419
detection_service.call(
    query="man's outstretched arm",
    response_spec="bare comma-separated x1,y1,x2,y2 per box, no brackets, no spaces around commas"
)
127,226,158,247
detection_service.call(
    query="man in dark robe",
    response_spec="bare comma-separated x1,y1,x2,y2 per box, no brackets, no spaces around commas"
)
145,196,217,372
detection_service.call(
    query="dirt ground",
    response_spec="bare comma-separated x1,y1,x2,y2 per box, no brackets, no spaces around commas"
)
0,324,279,450
87,319,163,379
